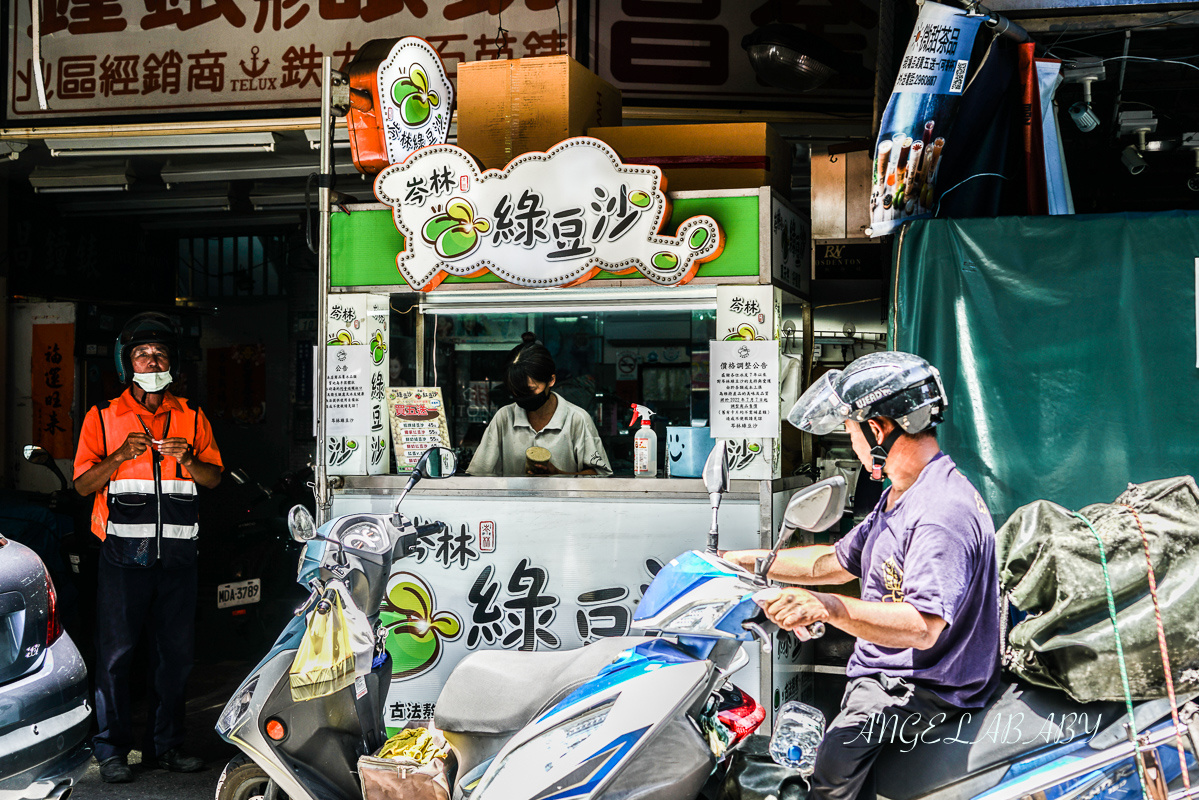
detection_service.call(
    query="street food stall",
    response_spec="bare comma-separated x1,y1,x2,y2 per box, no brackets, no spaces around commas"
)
313,40,821,732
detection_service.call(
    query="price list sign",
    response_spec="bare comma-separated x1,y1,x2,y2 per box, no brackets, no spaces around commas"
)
710,340,779,439
387,387,452,472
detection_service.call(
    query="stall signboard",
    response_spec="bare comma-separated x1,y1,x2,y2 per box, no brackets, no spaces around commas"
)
325,294,389,476
7,4,572,119
387,387,451,472
373,138,724,291
868,1,984,237
330,491,764,732
345,37,454,175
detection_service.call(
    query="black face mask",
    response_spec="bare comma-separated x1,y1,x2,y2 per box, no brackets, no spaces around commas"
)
514,390,549,412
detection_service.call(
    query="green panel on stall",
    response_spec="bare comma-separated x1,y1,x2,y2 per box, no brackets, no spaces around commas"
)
330,194,761,287
894,211,1199,525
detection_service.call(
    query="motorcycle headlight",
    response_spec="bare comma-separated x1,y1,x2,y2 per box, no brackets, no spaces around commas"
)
660,600,738,634
217,676,260,736
476,702,614,798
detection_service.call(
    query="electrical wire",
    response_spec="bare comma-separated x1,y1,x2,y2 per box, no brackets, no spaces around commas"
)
934,173,1010,216
389,301,419,315
1041,8,1199,52
1099,55,1199,75
814,298,883,309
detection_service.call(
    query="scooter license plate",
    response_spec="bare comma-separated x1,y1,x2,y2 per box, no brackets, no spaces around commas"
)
217,579,261,609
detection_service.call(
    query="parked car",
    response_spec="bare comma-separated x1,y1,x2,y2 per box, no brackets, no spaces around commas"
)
0,531,91,800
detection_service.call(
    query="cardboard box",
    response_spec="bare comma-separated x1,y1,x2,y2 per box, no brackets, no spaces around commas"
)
457,55,622,170
585,123,793,195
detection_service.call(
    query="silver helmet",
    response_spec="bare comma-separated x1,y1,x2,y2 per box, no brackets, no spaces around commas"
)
787,351,947,435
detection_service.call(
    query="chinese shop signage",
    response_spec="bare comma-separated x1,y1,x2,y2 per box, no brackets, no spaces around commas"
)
346,37,453,175
31,323,75,458
374,138,724,291
8,3,570,118
869,1,983,237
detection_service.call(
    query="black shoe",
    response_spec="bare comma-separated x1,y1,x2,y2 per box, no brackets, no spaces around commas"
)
99,756,134,783
157,748,204,773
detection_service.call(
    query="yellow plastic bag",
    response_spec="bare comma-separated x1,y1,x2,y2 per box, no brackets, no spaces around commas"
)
289,590,356,702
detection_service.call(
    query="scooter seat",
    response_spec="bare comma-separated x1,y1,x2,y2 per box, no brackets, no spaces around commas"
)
435,636,652,736
875,681,1127,800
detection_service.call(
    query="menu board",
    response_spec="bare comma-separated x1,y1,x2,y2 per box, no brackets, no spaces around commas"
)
387,387,452,472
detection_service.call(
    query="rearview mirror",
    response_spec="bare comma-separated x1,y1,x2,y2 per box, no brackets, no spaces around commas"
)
755,476,846,584
781,476,846,537
394,446,459,512
23,444,70,492
415,446,458,479
22,445,51,466
288,504,316,542
702,440,730,496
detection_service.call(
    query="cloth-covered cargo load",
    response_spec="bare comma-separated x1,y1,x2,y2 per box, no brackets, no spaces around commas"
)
998,476,1199,703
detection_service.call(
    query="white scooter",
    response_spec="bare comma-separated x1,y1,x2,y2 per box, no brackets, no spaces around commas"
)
213,446,458,800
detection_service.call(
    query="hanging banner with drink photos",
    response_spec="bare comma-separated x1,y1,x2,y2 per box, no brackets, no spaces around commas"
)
374,138,724,291
868,1,984,237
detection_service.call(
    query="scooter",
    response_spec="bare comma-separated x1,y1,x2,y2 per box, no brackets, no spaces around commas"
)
432,440,841,800
213,446,459,800
434,441,1199,800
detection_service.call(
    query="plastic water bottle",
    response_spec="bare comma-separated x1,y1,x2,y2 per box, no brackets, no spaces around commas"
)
768,701,826,777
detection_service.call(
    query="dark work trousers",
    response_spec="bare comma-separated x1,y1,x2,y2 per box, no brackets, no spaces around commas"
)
810,675,962,800
93,554,197,762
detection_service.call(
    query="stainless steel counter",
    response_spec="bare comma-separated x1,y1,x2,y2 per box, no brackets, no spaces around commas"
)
336,474,811,501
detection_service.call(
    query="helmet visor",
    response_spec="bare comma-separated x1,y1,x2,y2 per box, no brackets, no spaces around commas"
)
786,370,849,435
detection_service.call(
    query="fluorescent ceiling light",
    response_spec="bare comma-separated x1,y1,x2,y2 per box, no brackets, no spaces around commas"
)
416,285,720,315
57,186,231,216
304,126,351,150
48,132,278,157
162,153,359,186
30,159,132,193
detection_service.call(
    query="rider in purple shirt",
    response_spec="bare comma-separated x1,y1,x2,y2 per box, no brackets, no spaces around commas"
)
724,352,1000,800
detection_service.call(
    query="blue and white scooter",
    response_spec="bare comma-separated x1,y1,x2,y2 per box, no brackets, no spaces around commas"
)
214,446,459,800
434,441,1199,800
433,441,843,799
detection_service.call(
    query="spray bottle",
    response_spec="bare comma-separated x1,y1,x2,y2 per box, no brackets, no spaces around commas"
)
629,403,658,478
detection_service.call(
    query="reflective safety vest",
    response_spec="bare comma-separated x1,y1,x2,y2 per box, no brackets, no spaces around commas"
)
73,389,222,568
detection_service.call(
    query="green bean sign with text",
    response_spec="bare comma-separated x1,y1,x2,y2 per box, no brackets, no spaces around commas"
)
373,138,725,291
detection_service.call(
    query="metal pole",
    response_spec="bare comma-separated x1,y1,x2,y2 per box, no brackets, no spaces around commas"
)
314,56,333,525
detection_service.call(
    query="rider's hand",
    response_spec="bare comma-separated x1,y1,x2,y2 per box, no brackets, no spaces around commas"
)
754,587,830,637
157,437,194,465
116,432,151,462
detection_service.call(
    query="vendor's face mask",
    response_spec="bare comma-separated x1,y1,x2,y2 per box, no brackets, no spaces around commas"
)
133,370,173,394
514,390,549,412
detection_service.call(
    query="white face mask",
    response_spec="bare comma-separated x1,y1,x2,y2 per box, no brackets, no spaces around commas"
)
132,370,172,393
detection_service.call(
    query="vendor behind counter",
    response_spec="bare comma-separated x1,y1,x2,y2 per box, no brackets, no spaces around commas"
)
467,333,613,477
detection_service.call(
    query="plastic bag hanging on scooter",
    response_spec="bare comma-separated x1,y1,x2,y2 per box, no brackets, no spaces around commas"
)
290,588,357,701
328,578,376,678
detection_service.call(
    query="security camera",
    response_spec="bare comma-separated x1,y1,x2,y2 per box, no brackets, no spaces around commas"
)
1121,145,1147,175
1069,102,1099,133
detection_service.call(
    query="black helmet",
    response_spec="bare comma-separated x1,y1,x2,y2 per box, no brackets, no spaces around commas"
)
787,351,947,436
114,312,177,383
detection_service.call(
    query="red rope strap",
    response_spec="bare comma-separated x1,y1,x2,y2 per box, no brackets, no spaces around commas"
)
1119,503,1192,794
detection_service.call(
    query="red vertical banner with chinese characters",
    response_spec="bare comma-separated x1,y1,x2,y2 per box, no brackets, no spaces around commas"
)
31,323,75,458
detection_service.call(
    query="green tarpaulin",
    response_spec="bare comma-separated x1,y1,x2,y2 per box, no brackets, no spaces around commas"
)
893,211,1199,524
